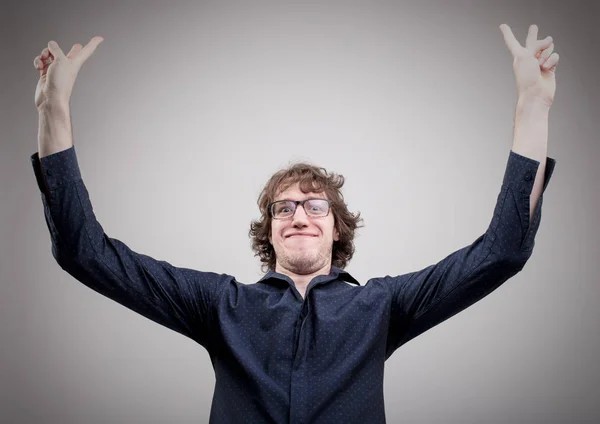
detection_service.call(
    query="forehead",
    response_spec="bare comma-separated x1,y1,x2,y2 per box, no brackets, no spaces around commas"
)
274,182,327,201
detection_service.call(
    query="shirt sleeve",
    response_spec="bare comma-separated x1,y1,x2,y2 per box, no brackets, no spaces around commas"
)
30,146,229,350
384,151,556,358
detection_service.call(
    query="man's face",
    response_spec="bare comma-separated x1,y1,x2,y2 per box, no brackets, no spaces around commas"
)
269,182,339,275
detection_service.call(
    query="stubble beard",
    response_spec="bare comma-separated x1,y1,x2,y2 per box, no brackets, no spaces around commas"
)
278,242,333,275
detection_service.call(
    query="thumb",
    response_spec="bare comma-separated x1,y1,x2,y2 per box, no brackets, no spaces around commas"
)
73,36,104,68
47,40,66,60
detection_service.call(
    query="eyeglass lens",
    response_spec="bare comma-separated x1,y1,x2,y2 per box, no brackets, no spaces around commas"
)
272,199,329,218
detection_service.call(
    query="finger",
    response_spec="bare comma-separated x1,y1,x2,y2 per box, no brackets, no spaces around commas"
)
538,43,554,65
35,48,51,70
542,53,559,71
499,24,521,56
34,53,52,70
73,36,104,67
41,55,53,67
526,24,539,49
47,40,66,60
533,36,553,55
67,44,83,59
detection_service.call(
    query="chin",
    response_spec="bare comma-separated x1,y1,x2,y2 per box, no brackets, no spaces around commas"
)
287,253,326,274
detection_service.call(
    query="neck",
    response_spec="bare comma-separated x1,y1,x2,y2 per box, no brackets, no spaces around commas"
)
275,262,332,299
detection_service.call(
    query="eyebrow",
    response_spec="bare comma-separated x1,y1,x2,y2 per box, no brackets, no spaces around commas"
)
274,197,327,202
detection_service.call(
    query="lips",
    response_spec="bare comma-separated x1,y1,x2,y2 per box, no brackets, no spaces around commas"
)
286,233,317,238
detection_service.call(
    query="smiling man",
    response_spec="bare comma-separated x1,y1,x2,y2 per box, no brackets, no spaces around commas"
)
31,24,558,423
267,182,341,298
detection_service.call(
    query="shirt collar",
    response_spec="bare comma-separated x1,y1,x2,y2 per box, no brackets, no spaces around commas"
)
257,265,360,287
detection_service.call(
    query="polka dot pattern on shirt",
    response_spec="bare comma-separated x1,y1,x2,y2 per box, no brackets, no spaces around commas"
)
30,146,556,423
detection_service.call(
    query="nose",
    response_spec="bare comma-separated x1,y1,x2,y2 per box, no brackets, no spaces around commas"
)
291,204,310,227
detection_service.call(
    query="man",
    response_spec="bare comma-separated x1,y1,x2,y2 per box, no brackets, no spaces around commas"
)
31,24,557,423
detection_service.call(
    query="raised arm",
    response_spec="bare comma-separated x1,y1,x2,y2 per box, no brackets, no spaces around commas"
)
385,150,555,357
32,38,228,349
385,24,559,357
500,23,559,220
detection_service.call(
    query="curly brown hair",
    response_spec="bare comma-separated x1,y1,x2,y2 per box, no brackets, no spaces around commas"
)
249,162,364,273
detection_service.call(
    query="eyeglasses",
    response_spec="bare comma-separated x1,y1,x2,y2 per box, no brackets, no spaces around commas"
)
269,198,332,220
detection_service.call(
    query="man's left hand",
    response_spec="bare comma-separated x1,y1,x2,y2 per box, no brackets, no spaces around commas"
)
500,24,559,108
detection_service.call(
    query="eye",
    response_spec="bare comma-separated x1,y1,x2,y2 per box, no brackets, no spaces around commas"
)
273,202,294,215
306,200,328,212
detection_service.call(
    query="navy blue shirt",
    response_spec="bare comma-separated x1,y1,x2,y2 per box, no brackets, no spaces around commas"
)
31,147,555,423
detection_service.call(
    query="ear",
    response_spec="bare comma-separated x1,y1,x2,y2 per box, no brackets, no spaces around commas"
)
333,228,340,242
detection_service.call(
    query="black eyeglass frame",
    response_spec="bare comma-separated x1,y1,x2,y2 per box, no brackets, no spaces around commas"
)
268,198,332,220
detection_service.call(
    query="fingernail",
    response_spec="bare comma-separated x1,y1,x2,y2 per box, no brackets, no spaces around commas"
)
49,41,57,47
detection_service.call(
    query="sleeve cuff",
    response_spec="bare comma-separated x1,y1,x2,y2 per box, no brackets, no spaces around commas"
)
502,150,556,195
30,146,82,194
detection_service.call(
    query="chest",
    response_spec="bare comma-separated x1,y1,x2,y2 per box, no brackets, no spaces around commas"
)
212,283,391,368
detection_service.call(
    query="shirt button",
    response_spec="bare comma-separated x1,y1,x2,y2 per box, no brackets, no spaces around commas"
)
46,170,53,176
524,171,533,181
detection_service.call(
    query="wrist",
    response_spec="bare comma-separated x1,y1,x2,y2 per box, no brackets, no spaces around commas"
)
516,96,551,117
512,97,549,163
38,103,73,158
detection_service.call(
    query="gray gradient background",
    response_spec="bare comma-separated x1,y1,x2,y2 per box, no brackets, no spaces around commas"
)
2,0,599,423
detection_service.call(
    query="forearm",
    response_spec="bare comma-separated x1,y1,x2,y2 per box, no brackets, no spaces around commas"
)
38,102,73,158
510,97,549,220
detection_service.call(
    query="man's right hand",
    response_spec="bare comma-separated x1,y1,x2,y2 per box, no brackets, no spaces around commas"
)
33,36,104,110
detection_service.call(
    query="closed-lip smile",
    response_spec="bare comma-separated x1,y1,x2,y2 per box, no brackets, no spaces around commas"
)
286,233,317,238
